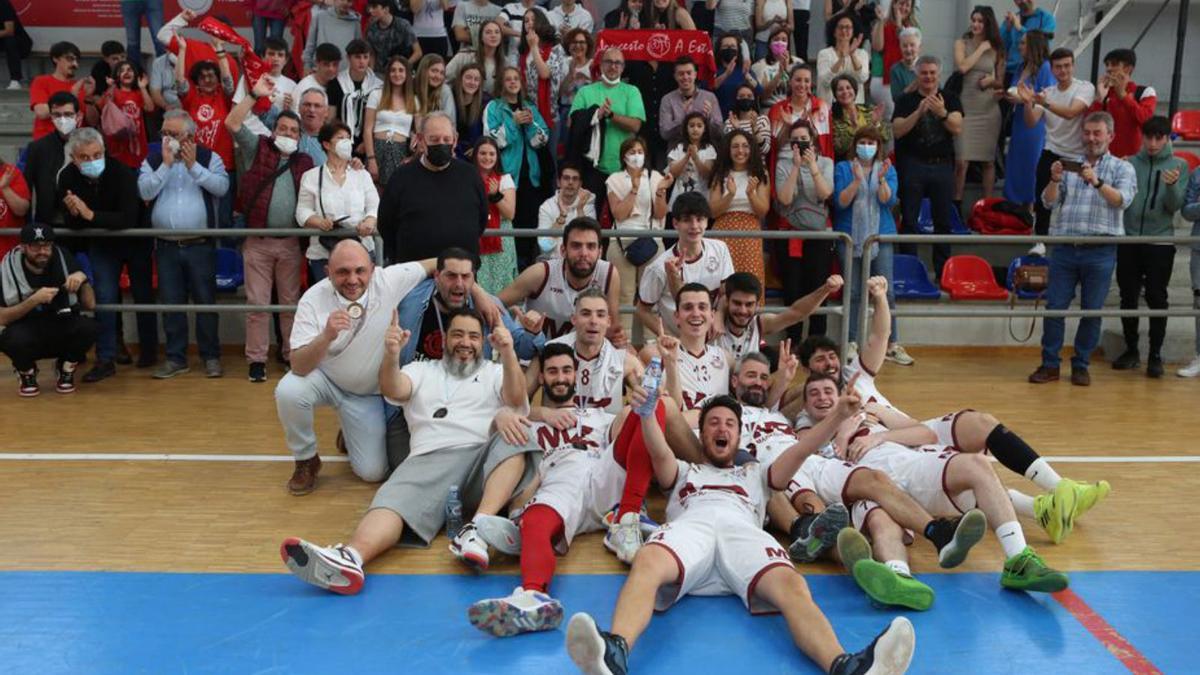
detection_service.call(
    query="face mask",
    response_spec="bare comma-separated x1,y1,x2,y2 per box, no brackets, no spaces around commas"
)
334,138,354,160
625,152,645,170
165,137,181,155
719,47,738,63
426,143,453,168
856,143,878,162
601,73,622,85
770,41,789,56
53,116,77,136
733,98,756,113
274,136,298,155
80,158,105,179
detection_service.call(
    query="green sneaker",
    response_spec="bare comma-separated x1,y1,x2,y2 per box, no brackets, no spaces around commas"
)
836,527,873,573
1001,547,1069,593
1034,480,1078,544
1070,478,1111,517
852,559,935,611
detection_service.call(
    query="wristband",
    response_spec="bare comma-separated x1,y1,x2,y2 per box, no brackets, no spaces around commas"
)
488,191,505,204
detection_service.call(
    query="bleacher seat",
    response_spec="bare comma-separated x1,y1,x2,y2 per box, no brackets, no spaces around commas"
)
892,254,941,300
74,252,93,284
1175,149,1200,173
915,199,972,235
1172,110,1200,141
940,255,1009,300
119,261,158,291
1006,254,1049,300
215,248,244,291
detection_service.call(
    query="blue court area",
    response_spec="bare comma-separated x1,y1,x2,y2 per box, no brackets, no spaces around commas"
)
1,571,1192,673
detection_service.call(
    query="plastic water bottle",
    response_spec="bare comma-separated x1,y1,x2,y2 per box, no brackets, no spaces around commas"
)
446,486,463,539
634,357,663,418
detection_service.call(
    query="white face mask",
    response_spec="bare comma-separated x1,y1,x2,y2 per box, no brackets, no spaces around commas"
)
334,138,354,160
274,136,298,155
625,152,645,170
165,137,181,155
601,73,621,86
53,116,77,136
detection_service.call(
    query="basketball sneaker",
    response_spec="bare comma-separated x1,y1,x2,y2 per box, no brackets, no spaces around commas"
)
1000,546,1069,593
829,616,916,675
1034,480,1078,544
836,527,873,573
566,613,629,675
473,514,522,556
788,504,849,563
604,512,643,564
926,508,987,568
279,538,364,595
852,560,935,611
1067,478,1110,518
601,505,660,537
468,587,564,637
16,367,38,397
449,521,490,570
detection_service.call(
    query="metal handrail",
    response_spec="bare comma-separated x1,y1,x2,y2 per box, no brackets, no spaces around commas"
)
856,233,1200,342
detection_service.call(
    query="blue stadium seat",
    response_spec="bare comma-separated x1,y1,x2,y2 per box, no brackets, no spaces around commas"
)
215,248,243,291
892,254,941,300
1006,254,1049,300
916,199,972,235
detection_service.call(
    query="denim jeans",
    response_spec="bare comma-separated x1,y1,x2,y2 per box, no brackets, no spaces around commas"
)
156,240,219,364
840,242,898,344
89,239,158,362
1191,222,1200,354
121,0,166,57
252,15,286,55
1040,243,1117,371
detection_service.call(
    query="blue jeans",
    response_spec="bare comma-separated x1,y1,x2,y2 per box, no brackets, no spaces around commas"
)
840,241,898,343
1190,222,1200,354
156,240,219,364
90,240,158,362
121,0,166,57
1040,243,1117,371
252,15,286,55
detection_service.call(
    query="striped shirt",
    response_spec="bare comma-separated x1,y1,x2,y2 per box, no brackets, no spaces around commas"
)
1042,153,1137,237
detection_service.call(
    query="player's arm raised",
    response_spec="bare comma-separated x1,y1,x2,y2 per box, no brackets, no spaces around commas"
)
760,275,844,335
859,276,891,375
380,310,415,402
497,262,546,307
523,354,543,398
769,375,862,491
631,388,683,488
767,340,798,410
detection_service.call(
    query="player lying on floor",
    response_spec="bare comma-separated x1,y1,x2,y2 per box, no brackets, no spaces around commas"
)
785,275,1110,544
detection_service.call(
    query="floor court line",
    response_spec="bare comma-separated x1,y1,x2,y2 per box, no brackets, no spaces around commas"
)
1,452,1199,463
1053,589,1163,675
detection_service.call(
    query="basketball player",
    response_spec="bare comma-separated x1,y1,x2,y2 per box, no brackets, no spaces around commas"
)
565,391,917,675
796,373,1070,600
498,217,624,345
636,192,735,338
717,272,844,362
790,276,1110,545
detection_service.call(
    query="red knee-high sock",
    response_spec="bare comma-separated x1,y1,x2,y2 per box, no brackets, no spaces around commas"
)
519,504,564,594
614,400,667,519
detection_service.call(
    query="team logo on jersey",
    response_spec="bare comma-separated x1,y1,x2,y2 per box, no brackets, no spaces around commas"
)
536,425,598,454
122,100,141,118
705,255,720,273
195,104,215,123
709,352,724,369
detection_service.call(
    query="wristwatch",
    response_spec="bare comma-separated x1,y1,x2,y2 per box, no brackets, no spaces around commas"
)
1093,178,1105,190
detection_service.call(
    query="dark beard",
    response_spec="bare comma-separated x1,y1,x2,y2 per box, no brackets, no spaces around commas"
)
543,382,576,405
567,259,595,280
737,386,767,408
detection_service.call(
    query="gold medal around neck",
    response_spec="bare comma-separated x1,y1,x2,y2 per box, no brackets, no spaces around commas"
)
346,302,364,320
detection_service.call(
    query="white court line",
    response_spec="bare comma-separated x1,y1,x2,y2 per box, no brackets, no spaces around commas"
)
0,453,1197,464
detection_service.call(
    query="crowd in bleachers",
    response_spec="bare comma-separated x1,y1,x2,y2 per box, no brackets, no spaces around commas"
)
1,0,1200,396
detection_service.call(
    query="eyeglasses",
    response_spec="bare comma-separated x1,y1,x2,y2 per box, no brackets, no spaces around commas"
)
601,59,623,66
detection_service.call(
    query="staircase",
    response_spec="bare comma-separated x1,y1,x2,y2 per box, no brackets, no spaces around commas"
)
0,88,31,164
1055,0,1136,54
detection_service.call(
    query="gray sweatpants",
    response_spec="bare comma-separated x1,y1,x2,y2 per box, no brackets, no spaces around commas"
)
275,369,388,482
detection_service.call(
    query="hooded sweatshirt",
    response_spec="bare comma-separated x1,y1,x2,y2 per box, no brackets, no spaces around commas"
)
1124,139,1188,237
303,7,364,71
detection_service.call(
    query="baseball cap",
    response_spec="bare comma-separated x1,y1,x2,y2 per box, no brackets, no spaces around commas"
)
20,223,55,244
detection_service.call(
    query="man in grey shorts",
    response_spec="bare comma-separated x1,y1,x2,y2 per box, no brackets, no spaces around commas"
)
280,306,535,594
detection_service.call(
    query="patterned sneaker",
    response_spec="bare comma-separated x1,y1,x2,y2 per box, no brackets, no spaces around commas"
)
1001,546,1069,593
279,538,364,595
829,616,916,675
929,509,987,568
16,368,38,397
852,559,935,611
566,613,629,675
602,505,660,537
603,512,643,564
468,587,564,637
449,522,490,570
1067,478,1110,518
474,513,522,556
55,361,78,394
1034,480,1078,545
788,504,849,563
885,344,915,366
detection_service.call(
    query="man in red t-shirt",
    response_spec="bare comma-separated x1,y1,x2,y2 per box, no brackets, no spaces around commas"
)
175,38,236,172
0,162,31,258
30,42,92,141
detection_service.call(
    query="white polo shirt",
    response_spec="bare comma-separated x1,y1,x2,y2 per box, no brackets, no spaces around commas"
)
391,359,505,457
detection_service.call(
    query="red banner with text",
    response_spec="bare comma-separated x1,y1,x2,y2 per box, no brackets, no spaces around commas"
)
13,0,251,28
593,30,717,85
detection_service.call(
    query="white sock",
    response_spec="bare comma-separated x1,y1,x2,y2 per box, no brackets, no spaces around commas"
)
995,521,1027,559
342,544,364,567
1024,458,1062,492
885,560,911,577
1007,489,1037,518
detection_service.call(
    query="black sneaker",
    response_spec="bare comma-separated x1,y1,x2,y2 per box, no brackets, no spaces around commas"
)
566,613,629,675
115,343,134,366
1111,349,1140,370
829,616,915,675
1147,356,1164,379
82,360,116,383
788,504,849,563
16,368,39,397
56,362,78,394
249,362,267,383
924,509,987,569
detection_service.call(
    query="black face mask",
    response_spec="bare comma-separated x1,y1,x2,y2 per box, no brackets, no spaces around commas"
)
719,47,738,63
733,98,756,113
426,143,453,168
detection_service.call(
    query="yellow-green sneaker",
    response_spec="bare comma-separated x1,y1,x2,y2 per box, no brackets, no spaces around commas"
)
836,527,873,574
852,559,935,611
1034,480,1078,544
1000,546,1069,593
1070,478,1111,517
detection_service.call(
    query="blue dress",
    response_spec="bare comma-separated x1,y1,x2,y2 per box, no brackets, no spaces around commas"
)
1003,61,1054,204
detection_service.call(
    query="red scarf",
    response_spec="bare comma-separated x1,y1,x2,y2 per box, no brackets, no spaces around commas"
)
521,44,556,131
480,173,503,255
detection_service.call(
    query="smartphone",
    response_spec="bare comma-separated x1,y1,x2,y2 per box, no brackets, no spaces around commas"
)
792,141,811,155
1060,159,1084,173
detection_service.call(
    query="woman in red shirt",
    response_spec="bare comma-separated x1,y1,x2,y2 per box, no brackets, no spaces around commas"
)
175,38,235,171
101,62,156,170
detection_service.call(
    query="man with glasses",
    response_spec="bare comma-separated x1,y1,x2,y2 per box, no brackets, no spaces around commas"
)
569,48,646,203
22,92,82,232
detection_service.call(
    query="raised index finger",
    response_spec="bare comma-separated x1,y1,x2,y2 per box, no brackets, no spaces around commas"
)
391,309,399,326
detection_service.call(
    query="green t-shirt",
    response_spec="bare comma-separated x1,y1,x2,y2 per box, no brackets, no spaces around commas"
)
570,81,646,175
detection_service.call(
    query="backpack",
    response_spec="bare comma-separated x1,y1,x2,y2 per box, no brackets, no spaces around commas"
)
968,198,1033,235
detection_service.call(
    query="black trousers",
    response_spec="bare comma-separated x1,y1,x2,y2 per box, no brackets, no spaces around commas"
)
1116,243,1175,356
776,238,834,342
1033,149,1064,236
0,313,99,371
899,158,955,276
0,35,22,83
793,9,811,61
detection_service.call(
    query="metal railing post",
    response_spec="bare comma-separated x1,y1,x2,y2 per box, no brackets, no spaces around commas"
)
856,235,879,350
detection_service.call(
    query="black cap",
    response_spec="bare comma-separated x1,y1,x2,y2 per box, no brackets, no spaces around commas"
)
20,223,55,244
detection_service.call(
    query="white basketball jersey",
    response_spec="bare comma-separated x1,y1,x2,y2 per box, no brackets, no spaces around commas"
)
526,258,614,339
677,343,731,411
531,408,616,474
715,316,764,362
666,460,770,527
842,356,895,410
739,405,797,463
549,333,625,414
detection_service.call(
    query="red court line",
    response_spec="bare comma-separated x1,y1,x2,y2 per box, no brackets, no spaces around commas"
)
1053,589,1162,674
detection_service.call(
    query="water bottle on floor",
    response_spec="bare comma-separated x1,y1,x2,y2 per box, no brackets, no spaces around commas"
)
446,486,463,539
634,357,663,418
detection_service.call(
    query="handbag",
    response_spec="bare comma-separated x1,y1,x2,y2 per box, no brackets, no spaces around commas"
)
101,99,135,139
1008,262,1049,342
943,71,964,97
617,235,659,266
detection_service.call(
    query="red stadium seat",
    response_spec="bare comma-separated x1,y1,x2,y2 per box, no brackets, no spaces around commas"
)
940,255,1009,301
1174,150,1200,173
1172,110,1200,141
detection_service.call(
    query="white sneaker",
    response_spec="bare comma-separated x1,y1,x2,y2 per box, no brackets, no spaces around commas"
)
474,513,522,555
468,587,564,637
279,538,364,595
886,344,915,366
1029,242,1047,257
449,521,490,570
1178,356,1200,378
6,81,21,91
603,511,643,564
